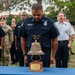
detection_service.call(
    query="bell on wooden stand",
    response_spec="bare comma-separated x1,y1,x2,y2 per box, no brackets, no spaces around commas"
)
27,35,44,72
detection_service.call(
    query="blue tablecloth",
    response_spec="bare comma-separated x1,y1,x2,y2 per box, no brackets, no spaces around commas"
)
0,66,75,75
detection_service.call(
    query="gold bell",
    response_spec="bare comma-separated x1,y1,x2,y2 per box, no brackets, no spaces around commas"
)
27,40,44,55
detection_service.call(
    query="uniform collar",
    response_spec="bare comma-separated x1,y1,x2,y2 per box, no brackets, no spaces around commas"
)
32,18,34,22
58,21,66,24
31,15,45,22
41,15,45,22
58,21,68,26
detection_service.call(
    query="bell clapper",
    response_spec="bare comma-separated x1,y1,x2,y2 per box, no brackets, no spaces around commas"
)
36,55,38,61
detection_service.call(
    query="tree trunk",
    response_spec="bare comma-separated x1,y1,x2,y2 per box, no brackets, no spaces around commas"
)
36,0,42,5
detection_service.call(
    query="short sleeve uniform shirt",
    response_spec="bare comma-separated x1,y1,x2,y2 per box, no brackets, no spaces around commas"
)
54,22,75,41
21,16,59,48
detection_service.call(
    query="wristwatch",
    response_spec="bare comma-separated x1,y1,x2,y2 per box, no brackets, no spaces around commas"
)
23,54,27,56
69,42,72,44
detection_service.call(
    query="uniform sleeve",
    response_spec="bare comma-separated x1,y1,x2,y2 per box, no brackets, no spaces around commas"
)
0,26,6,37
19,26,22,37
69,24,75,35
50,23,59,39
8,27,13,45
20,23,27,38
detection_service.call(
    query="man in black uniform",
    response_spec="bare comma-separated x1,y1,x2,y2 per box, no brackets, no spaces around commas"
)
21,3,59,67
14,12,28,66
0,26,6,62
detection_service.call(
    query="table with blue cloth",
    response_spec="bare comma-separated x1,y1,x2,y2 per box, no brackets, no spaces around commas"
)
0,66,75,75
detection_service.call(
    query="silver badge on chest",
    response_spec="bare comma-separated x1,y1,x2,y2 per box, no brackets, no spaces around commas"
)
27,24,33,26
44,21,47,26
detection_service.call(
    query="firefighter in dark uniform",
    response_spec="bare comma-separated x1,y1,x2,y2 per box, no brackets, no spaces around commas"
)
14,12,28,66
0,26,6,65
21,3,59,67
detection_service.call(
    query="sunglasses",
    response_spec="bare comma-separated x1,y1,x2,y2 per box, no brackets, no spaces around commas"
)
0,18,5,20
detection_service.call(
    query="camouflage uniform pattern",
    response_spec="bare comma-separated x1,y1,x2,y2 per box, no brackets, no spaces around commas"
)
0,25,13,66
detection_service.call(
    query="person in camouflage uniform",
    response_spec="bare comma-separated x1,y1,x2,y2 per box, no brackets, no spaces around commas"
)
0,26,6,65
0,18,13,66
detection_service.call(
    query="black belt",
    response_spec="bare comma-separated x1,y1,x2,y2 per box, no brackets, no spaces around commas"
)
58,40,68,43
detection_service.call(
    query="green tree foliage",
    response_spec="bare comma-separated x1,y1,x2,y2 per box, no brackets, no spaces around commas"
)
6,14,14,26
15,16,21,24
0,0,25,11
1,0,75,25
45,11,59,22
6,14,21,26
65,1,75,25
45,0,75,25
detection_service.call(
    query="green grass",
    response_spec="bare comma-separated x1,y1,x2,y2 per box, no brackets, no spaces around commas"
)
68,39,75,68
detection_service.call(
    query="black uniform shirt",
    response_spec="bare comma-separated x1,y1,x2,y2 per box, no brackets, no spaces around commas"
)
14,21,23,39
14,21,23,49
0,26,6,37
21,16,59,48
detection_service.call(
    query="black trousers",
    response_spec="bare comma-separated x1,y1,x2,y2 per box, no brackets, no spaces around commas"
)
17,41,24,66
26,47,51,67
10,42,18,63
0,50,2,61
18,48,24,66
55,41,69,68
